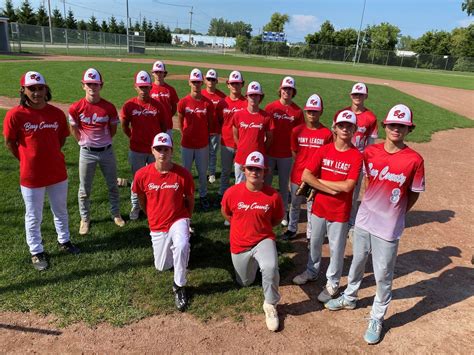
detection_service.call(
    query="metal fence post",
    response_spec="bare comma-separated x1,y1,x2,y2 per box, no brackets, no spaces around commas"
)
385,51,390,66
65,28,69,55
444,56,449,71
41,26,46,54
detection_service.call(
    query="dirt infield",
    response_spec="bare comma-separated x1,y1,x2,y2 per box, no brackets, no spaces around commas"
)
1,57,473,353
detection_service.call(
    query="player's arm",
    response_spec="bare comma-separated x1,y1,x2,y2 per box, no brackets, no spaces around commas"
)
5,138,20,160
137,192,147,215
120,108,132,138
178,111,184,131
406,190,420,212
109,122,118,138
184,194,194,216
221,206,232,222
233,125,239,145
264,130,274,151
302,168,338,195
69,124,81,141
316,178,358,193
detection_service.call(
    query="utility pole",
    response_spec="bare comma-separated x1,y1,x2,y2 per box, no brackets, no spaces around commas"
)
188,6,193,45
353,0,367,65
126,0,130,53
47,0,53,44
62,0,66,19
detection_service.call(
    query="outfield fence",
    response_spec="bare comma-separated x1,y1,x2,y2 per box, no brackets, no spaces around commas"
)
5,23,474,72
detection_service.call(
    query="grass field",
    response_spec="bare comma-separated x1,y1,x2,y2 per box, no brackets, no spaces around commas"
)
0,58,472,326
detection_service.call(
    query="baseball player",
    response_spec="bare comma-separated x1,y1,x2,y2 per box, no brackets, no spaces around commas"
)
133,133,195,311
201,69,226,184
233,81,274,183
264,76,304,227
120,70,168,220
282,94,333,241
325,104,425,345
177,68,214,211
69,68,125,234
216,70,247,204
293,110,362,305
221,151,284,331
335,83,378,235
3,71,79,271
150,60,180,135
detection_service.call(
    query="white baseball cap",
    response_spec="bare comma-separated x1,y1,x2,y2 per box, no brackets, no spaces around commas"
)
206,69,218,79
304,94,323,111
351,82,368,95
81,68,103,84
244,151,265,169
20,71,46,87
246,81,264,96
134,70,152,87
227,70,244,83
189,68,203,82
383,104,415,127
152,60,167,73
152,133,173,148
280,76,296,90
334,110,357,125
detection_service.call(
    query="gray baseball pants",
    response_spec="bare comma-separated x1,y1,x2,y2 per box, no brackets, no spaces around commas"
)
288,183,313,239
264,156,292,214
219,145,236,195
181,146,209,198
129,150,155,210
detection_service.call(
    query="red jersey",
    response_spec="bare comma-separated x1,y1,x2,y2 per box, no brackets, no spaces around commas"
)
68,98,119,147
3,104,69,188
335,107,378,152
290,123,333,185
356,143,425,241
132,163,195,232
233,109,274,165
265,100,304,158
201,88,226,135
306,143,363,222
177,95,214,149
222,183,284,254
150,82,179,130
216,96,247,148
120,97,167,153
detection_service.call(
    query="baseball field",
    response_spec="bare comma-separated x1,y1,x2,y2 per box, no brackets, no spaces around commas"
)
0,52,473,352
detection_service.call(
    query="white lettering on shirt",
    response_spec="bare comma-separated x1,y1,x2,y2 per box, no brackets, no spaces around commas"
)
79,113,110,124
184,107,207,114
24,121,59,132
151,92,170,99
223,107,243,115
239,122,263,129
273,112,295,122
368,163,407,187
148,182,179,191
132,109,158,116
237,201,270,212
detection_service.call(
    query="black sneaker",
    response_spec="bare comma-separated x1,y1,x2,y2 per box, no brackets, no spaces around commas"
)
281,230,297,240
173,284,188,312
200,196,210,211
58,241,80,255
31,252,48,271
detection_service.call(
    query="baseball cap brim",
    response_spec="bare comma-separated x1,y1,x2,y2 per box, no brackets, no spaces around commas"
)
383,119,415,127
304,106,322,111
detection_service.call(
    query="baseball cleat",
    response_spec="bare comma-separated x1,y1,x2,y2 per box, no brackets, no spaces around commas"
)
325,296,356,311
292,270,317,285
317,283,339,303
58,241,80,255
364,319,383,345
31,252,48,271
263,303,279,331
173,284,188,312
79,219,90,235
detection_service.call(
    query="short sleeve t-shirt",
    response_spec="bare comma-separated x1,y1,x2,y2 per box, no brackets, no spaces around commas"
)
265,100,304,158
120,97,167,153
201,88,226,135
221,183,284,254
132,163,195,232
306,143,363,222
150,82,179,130
290,123,333,185
177,95,214,149
355,143,425,241
233,108,274,165
3,104,69,188
68,98,119,147
335,107,378,152
217,96,247,148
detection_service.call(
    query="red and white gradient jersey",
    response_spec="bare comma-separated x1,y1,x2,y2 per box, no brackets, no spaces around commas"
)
335,107,377,152
216,96,247,148
355,143,425,241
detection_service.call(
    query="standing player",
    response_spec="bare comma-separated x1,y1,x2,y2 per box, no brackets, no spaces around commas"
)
233,81,274,183
282,94,333,241
3,71,79,271
133,133,195,311
69,68,125,234
293,110,362,306
216,71,247,201
150,60,179,135
221,151,284,331
120,70,167,220
201,69,226,184
177,68,214,211
325,104,424,345
264,76,304,227
335,83,378,234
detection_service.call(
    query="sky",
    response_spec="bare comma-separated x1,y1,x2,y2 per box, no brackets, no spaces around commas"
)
8,0,474,42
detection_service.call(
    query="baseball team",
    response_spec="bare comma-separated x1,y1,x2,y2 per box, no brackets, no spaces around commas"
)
3,60,425,345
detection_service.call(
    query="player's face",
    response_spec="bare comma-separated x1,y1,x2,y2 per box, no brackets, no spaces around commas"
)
23,85,47,105
280,87,294,100
83,83,102,98
247,94,261,106
350,93,367,105
305,110,322,123
334,122,356,140
189,80,202,92
135,85,151,99
152,71,165,82
385,123,410,142
244,166,264,185
227,82,243,95
205,78,217,89
152,146,172,163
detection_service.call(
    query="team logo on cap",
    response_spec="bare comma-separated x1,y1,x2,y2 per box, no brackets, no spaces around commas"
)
156,64,162,68
140,75,146,81
250,155,260,163
30,73,41,81
286,78,293,84
158,136,168,143
251,84,258,90
393,110,406,119
355,85,363,91
193,72,200,77
310,99,318,105
88,72,96,79
342,112,351,118
232,73,239,79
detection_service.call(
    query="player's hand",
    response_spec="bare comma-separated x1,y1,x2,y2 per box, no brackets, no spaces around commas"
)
295,182,310,196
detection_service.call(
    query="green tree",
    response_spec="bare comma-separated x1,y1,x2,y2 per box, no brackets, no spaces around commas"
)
100,20,108,32
235,34,250,52
450,24,474,57
412,30,451,55
77,19,87,31
36,3,49,26
88,15,100,32
318,20,335,45
108,16,118,33
65,9,77,29
263,12,289,32
233,21,252,38
365,22,400,50
397,35,415,50
333,28,357,47
17,0,36,25
117,20,126,34
305,32,320,45
1,0,18,22
462,0,473,15
51,8,64,28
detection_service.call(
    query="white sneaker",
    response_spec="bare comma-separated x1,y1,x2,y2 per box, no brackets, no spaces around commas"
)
317,283,339,303
79,219,90,235
208,175,216,184
263,303,279,331
114,215,126,227
280,219,288,227
224,220,230,227
292,270,317,285
129,207,140,221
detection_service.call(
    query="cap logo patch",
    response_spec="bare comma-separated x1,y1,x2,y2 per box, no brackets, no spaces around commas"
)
88,73,96,79
355,85,363,90
393,110,406,119
232,73,239,79
310,99,318,105
30,73,41,81
158,136,167,143
250,155,260,163
193,72,200,77
140,76,146,81
342,112,351,118
286,79,293,84
251,84,258,90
